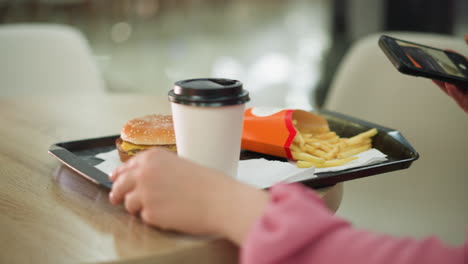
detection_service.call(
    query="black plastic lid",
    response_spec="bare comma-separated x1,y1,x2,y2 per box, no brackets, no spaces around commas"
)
168,78,250,107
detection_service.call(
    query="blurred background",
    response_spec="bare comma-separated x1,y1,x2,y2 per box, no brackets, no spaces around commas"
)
1,0,467,108
1,0,467,247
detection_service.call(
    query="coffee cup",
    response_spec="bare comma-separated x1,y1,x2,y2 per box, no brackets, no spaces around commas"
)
168,78,250,178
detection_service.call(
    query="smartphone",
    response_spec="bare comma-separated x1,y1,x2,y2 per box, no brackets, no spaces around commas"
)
378,35,468,86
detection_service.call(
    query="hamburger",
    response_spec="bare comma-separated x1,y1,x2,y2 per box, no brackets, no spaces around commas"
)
116,114,177,162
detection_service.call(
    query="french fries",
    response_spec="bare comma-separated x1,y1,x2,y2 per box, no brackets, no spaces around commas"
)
291,122,378,168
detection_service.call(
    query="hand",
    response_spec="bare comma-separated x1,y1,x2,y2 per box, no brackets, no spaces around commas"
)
433,80,468,113
433,34,468,113
109,148,269,244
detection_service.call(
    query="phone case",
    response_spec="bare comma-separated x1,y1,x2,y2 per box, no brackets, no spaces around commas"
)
378,35,468,86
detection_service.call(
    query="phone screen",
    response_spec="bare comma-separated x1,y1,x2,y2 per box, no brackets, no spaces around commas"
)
395,40,467,78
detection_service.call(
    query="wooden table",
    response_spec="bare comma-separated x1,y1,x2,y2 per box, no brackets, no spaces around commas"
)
0,95,342,264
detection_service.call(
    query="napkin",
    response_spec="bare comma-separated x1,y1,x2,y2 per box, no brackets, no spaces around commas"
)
94,148,387,189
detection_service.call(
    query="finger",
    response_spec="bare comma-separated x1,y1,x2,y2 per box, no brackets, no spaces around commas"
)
446,84,468,113
124,191,143,216
109,170,137,205
464,35,468,45
110,158,138,182
432,79,449,95
141,208,158,226
110,165,124,182
446,83,463,98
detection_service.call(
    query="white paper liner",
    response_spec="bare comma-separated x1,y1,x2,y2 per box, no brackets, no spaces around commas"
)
94,148,387,189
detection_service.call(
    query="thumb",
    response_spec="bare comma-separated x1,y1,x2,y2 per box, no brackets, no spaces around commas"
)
465,35,468,45
433,79,449,95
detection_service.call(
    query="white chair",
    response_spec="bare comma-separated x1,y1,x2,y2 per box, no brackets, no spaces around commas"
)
0,23,105,96
324,32,468,245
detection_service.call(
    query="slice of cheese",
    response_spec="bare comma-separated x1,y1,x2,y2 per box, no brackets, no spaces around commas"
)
121,141,154,153
121,141,177,155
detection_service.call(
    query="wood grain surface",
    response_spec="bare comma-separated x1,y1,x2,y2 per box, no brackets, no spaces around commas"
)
0,95,341,264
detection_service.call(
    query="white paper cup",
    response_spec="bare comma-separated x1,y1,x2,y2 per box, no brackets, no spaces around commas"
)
168,78,249,178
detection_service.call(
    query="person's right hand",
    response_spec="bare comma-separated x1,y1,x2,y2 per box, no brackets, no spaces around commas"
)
109,148,269,245
433,34,468,113
433,80,468,113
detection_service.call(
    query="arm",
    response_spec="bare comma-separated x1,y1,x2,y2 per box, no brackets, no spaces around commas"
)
241,183,467,264
109,149,466,264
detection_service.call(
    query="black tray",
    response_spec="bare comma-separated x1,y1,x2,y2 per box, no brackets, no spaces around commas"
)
48,110,419,189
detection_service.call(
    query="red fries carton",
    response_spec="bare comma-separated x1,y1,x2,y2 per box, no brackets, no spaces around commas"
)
242,107,329,160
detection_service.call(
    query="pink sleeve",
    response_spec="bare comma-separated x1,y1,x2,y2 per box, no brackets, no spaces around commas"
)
240,183,467,264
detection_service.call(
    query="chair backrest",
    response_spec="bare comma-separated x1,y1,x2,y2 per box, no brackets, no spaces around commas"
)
0,23,105,96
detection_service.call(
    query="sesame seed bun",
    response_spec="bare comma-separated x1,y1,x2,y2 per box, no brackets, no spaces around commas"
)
121,114,175,145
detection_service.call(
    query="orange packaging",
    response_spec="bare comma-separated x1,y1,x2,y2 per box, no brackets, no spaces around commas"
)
241,107,329,160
